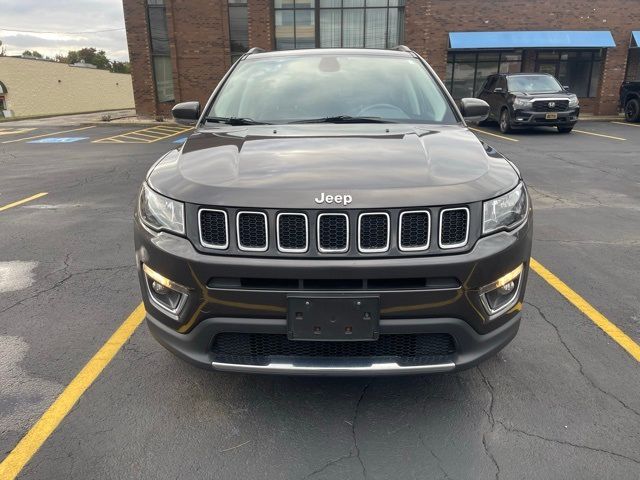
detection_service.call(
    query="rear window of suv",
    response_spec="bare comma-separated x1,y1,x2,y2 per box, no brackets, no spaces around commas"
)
208,54,459,125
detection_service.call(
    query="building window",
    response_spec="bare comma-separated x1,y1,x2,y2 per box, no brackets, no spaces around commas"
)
274,0,404,50
445,51,522,99
228,0,249,63
535,50,602,98
147,0,174,102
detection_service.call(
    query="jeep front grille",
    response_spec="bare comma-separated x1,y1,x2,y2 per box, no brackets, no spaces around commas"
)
197,206,472,256
399,211,430,251
317,213,349,253
237,211,268,251
439,207,469,249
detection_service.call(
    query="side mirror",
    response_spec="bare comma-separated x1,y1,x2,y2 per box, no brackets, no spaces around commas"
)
563,85,570,91
460,98,490,123
172,101,200,125
493,87,503,93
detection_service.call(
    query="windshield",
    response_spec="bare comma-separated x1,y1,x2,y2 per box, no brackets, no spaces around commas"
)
207,54,459,124
507,75,563,94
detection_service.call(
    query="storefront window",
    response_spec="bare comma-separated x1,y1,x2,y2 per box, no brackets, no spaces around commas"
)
228,0,249,63
275,0,404,50
147,0,174,102
535,50,602,97
445,51,522,99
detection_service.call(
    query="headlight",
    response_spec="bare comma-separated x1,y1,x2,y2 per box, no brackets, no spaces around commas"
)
138,183,185,234
568,94,579,108
512,97,533,109
483,183,528,235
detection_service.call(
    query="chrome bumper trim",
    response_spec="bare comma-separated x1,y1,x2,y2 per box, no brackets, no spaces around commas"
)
211,360,456,375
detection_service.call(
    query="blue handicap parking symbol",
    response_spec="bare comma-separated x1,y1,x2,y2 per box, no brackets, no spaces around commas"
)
28,137,89,144
172,136,188,144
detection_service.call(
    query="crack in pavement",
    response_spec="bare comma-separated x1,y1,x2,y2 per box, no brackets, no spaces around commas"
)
525,300,640,418
477,366,500,480
496,419,640,465
303,382,370,479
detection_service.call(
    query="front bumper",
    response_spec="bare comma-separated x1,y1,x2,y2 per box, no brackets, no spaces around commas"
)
135,215,532,375
512,107,579,127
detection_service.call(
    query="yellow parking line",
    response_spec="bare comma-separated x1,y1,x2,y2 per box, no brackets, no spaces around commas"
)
572,129,626,141
1,126,96,144
0,192,48,212
468,127,519,142
611,121,640,128
125,131,166,139
0,128,36,136
0,303,146,480
92,126,191,144
531,258,640,362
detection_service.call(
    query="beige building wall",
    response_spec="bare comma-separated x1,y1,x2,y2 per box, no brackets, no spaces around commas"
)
0,57,135,118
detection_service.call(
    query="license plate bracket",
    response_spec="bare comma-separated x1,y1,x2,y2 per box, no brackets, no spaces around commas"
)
545,112,558,120
287,296,380,341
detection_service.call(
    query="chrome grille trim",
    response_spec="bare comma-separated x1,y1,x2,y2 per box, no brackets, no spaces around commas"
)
358,212,390,253
276,212,308,253
317,213,349,253
398,210,431,252
236,211,268,252
198,208,229,250
439,207,469,250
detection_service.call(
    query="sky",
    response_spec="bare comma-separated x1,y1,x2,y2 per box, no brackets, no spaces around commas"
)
0,0,129,61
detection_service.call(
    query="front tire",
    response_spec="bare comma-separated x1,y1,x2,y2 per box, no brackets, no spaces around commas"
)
557,126,573,133
499,109,512,133
624,98,640,122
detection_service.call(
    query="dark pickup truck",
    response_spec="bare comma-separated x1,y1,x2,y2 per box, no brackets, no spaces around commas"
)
620,81,640,122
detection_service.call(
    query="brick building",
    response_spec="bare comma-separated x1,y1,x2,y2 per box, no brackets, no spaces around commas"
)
123,0,640,117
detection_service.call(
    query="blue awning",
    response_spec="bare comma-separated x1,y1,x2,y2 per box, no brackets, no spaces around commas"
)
632,31,640,48
449,30,616,50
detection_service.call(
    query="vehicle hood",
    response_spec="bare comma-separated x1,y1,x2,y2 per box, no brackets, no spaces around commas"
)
510,91,573,98
147,124,520,209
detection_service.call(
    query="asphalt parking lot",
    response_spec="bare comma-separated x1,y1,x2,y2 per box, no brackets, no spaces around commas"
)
0,120,639,479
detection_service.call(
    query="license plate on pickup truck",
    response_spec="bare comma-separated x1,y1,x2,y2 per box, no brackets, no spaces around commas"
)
287,296,380,341
545,112,558,120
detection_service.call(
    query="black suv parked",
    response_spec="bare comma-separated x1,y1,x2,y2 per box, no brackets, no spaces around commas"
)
135,47,532,375
478,73,580,133
620,81,640,122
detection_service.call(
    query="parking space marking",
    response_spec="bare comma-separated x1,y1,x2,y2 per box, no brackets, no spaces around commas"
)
611,121,640,128
572,129,626,141
0,303,146,480
93,125,193,144
468,127,519,142
0,192,48,212
531,258,640,362
0,128,37,137
1,126,96,144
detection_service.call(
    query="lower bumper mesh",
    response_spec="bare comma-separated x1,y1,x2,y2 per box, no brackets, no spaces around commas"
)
211,333,456,366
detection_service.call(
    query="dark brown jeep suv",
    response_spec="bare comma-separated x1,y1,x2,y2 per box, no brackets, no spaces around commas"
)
134,47,532,375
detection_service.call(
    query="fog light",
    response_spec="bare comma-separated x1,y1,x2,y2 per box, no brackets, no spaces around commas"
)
479,264,523,317
143,264,189,320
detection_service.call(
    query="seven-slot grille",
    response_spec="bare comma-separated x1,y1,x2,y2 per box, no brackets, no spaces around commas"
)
532,100,569,112
237,212,268,251
277,213,308,252
359,213,390,252
318,213,349,253
199,208,470,254
439,207,469,249
399,211,431,251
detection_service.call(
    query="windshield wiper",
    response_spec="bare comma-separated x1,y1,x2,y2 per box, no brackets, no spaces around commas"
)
290,115,395,124
206,116,270,125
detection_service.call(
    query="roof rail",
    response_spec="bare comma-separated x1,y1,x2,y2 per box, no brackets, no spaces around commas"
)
390,45,412,52
246,47,266,55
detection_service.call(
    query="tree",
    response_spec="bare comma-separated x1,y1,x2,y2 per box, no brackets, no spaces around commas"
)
0,40,6,56
22,50,43,58
67,47,110,70
110,61,131,74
